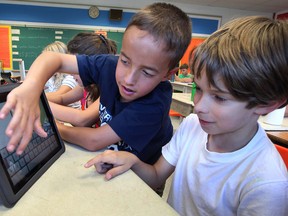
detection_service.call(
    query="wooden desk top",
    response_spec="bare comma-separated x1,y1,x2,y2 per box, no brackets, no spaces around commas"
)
257,117,288,147
171,81,192,86
170,82,192,93
172,93,194,105
267,131,288,147
171,93,194,117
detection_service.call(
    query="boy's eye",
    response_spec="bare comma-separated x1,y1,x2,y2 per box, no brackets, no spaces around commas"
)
143,70,154,77
214,95,227,102
120,58,128,65
120,55,129,65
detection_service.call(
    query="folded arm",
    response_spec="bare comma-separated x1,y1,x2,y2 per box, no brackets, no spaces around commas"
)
47,85,84,106
50,99,99,127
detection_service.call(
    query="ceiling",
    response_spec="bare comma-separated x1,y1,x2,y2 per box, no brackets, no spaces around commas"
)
170,0,287,13
8,0,288,13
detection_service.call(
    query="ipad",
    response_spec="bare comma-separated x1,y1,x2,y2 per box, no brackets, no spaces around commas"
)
0,83,65,208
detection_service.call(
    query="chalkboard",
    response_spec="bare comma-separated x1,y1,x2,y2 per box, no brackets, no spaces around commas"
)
11,26,123,70
107,31,123,54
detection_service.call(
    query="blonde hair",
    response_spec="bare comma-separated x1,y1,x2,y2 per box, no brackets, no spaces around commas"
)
43,41,67,54
43,41,69,92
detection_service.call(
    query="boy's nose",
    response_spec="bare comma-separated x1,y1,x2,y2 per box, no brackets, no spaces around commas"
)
193,95,209,114
124,69,138,85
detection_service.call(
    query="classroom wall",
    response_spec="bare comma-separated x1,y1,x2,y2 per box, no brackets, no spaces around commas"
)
0,0,272,71
0,1,221,71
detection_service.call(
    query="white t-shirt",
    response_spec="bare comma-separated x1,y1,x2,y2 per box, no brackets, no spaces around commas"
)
45,73,81,109
162,114,288,216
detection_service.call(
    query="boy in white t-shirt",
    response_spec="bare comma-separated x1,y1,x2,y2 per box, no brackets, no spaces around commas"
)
85,16,288,215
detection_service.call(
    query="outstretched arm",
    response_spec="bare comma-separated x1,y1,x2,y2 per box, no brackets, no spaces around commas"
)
0,52,78,154
85,150,175,190
50,99,99,127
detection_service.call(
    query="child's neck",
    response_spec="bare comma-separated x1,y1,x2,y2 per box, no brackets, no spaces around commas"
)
206,123,259,153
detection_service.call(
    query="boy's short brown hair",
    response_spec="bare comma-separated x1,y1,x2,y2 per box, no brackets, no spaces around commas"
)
126,3,192,71
180,63,189,70
191,16,288,108
67,32,116,55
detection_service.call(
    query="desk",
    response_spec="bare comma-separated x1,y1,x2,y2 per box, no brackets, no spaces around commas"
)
267,131,288,147
170,81,192,93
258,116,288,131
258,117,288,148
0,143,178,216
171,93,194,117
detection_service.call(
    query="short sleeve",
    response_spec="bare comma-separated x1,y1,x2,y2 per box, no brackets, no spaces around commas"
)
61,75,78,89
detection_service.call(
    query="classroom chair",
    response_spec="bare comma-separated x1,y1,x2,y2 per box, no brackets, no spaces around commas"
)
275,144,288,169
169,109,183,117
169,109,184,125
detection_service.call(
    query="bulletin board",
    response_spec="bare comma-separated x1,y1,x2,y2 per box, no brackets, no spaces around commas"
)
0,25,12,70
180,37,206,72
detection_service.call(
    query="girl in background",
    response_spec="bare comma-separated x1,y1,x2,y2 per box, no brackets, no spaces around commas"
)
43,41,80,109
47,32,117,128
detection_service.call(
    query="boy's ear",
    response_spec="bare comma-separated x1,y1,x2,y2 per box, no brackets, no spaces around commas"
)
255,99,287,115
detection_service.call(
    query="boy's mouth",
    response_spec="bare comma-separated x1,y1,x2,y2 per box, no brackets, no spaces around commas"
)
123,85,134,92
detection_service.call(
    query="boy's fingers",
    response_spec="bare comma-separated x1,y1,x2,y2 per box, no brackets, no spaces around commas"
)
105,165,130,180
4,100,44,154
6,108,30,153
84,150,115,168
5,104,26,151
0,101,15,119
85,156,103,168
15,121,34,155
33,116,47,137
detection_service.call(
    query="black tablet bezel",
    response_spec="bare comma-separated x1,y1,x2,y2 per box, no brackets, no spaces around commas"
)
0,84,65,208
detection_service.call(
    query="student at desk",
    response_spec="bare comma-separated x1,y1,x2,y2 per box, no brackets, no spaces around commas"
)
43,41,80,109
48,32,116,128
175,63,193,83
0,3,191,170
86,16,288,215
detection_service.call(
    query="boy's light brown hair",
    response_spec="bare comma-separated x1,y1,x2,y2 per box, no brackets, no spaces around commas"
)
190,16,288,108
126,3,192,71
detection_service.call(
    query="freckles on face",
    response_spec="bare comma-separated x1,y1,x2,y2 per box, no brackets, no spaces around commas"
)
115,26,170,102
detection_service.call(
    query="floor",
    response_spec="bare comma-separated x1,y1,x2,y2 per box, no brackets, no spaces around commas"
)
162,116,181,201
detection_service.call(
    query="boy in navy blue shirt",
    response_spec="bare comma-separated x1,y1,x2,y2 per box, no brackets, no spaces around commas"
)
85,16,288,215
0,3,191,165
